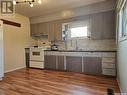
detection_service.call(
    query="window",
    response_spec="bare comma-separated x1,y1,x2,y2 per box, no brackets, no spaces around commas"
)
121,1,127,37
62,20,90,40
70,26,88,38
119,0,127,41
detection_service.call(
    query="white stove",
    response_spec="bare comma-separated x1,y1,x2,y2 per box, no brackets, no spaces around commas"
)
29,46,49,69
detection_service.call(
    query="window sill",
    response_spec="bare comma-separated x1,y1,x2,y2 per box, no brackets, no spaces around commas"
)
119,36,127,42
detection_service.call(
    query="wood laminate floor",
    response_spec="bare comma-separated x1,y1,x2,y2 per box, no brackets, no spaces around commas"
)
0,68,120,95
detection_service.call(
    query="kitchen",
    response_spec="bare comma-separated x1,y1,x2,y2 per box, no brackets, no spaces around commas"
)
0,0,127,95
29,10,116,76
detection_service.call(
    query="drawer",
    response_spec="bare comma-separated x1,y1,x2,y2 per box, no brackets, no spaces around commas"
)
44,51,52,55
54,52,65,56
102,62,115,69
44,51,65,56
30,61,44,69
82,52,101,57
65,52,82,56
102,68,116,76
102,58,115,63
102,53,116,57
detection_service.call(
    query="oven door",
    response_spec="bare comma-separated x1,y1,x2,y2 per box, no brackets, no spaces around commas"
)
30,48,44,61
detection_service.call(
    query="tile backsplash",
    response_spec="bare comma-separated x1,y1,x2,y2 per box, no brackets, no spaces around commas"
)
54,39,116,51
32,38,116,51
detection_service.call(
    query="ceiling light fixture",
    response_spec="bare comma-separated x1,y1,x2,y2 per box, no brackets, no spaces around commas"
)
38,0,42,4
29,2,34,7
13,0,16,5
13,0,42,7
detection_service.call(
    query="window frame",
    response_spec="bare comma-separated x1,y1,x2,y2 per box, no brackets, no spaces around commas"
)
118,0,127,42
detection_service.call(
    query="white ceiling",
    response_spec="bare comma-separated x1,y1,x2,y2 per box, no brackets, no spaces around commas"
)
15,0,106,18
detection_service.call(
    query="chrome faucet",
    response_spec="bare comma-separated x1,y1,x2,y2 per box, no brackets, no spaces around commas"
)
75,39,78,50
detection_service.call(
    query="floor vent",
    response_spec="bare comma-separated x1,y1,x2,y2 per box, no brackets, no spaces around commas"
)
107,88,114,95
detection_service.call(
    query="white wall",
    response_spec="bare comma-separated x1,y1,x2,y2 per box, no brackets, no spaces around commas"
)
117,0,127,93
3,14,32,73
0,20,4,79
117,40,127,93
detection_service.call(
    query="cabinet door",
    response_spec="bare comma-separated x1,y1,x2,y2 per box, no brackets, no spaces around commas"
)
83,57,102,75
38,23,43,35
30,24,35,36
44,55,56,70
30,24,39,36
66,56,82,73
91,13,103,40
57,56,65,71
102,11,115,39
45,22,50,35
54,21,62,41
35,22,49,36
48,22,55,41
48,21,62,41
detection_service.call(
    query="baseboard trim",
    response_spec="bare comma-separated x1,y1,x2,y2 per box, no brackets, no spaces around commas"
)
117,78,123,95
4,66,26,73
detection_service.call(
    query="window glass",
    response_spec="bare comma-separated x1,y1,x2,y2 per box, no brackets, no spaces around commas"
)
62,20,91,40
70,26,88,38
121,1,127,38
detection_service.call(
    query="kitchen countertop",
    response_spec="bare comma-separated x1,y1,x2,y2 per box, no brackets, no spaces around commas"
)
44,50,117,52
25,48,116,52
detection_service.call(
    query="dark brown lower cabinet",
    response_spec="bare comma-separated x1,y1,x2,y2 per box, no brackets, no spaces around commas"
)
44,55,56,70
83,57,102,75
57,56,65,71
44,55,102,75
66,56,82,73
